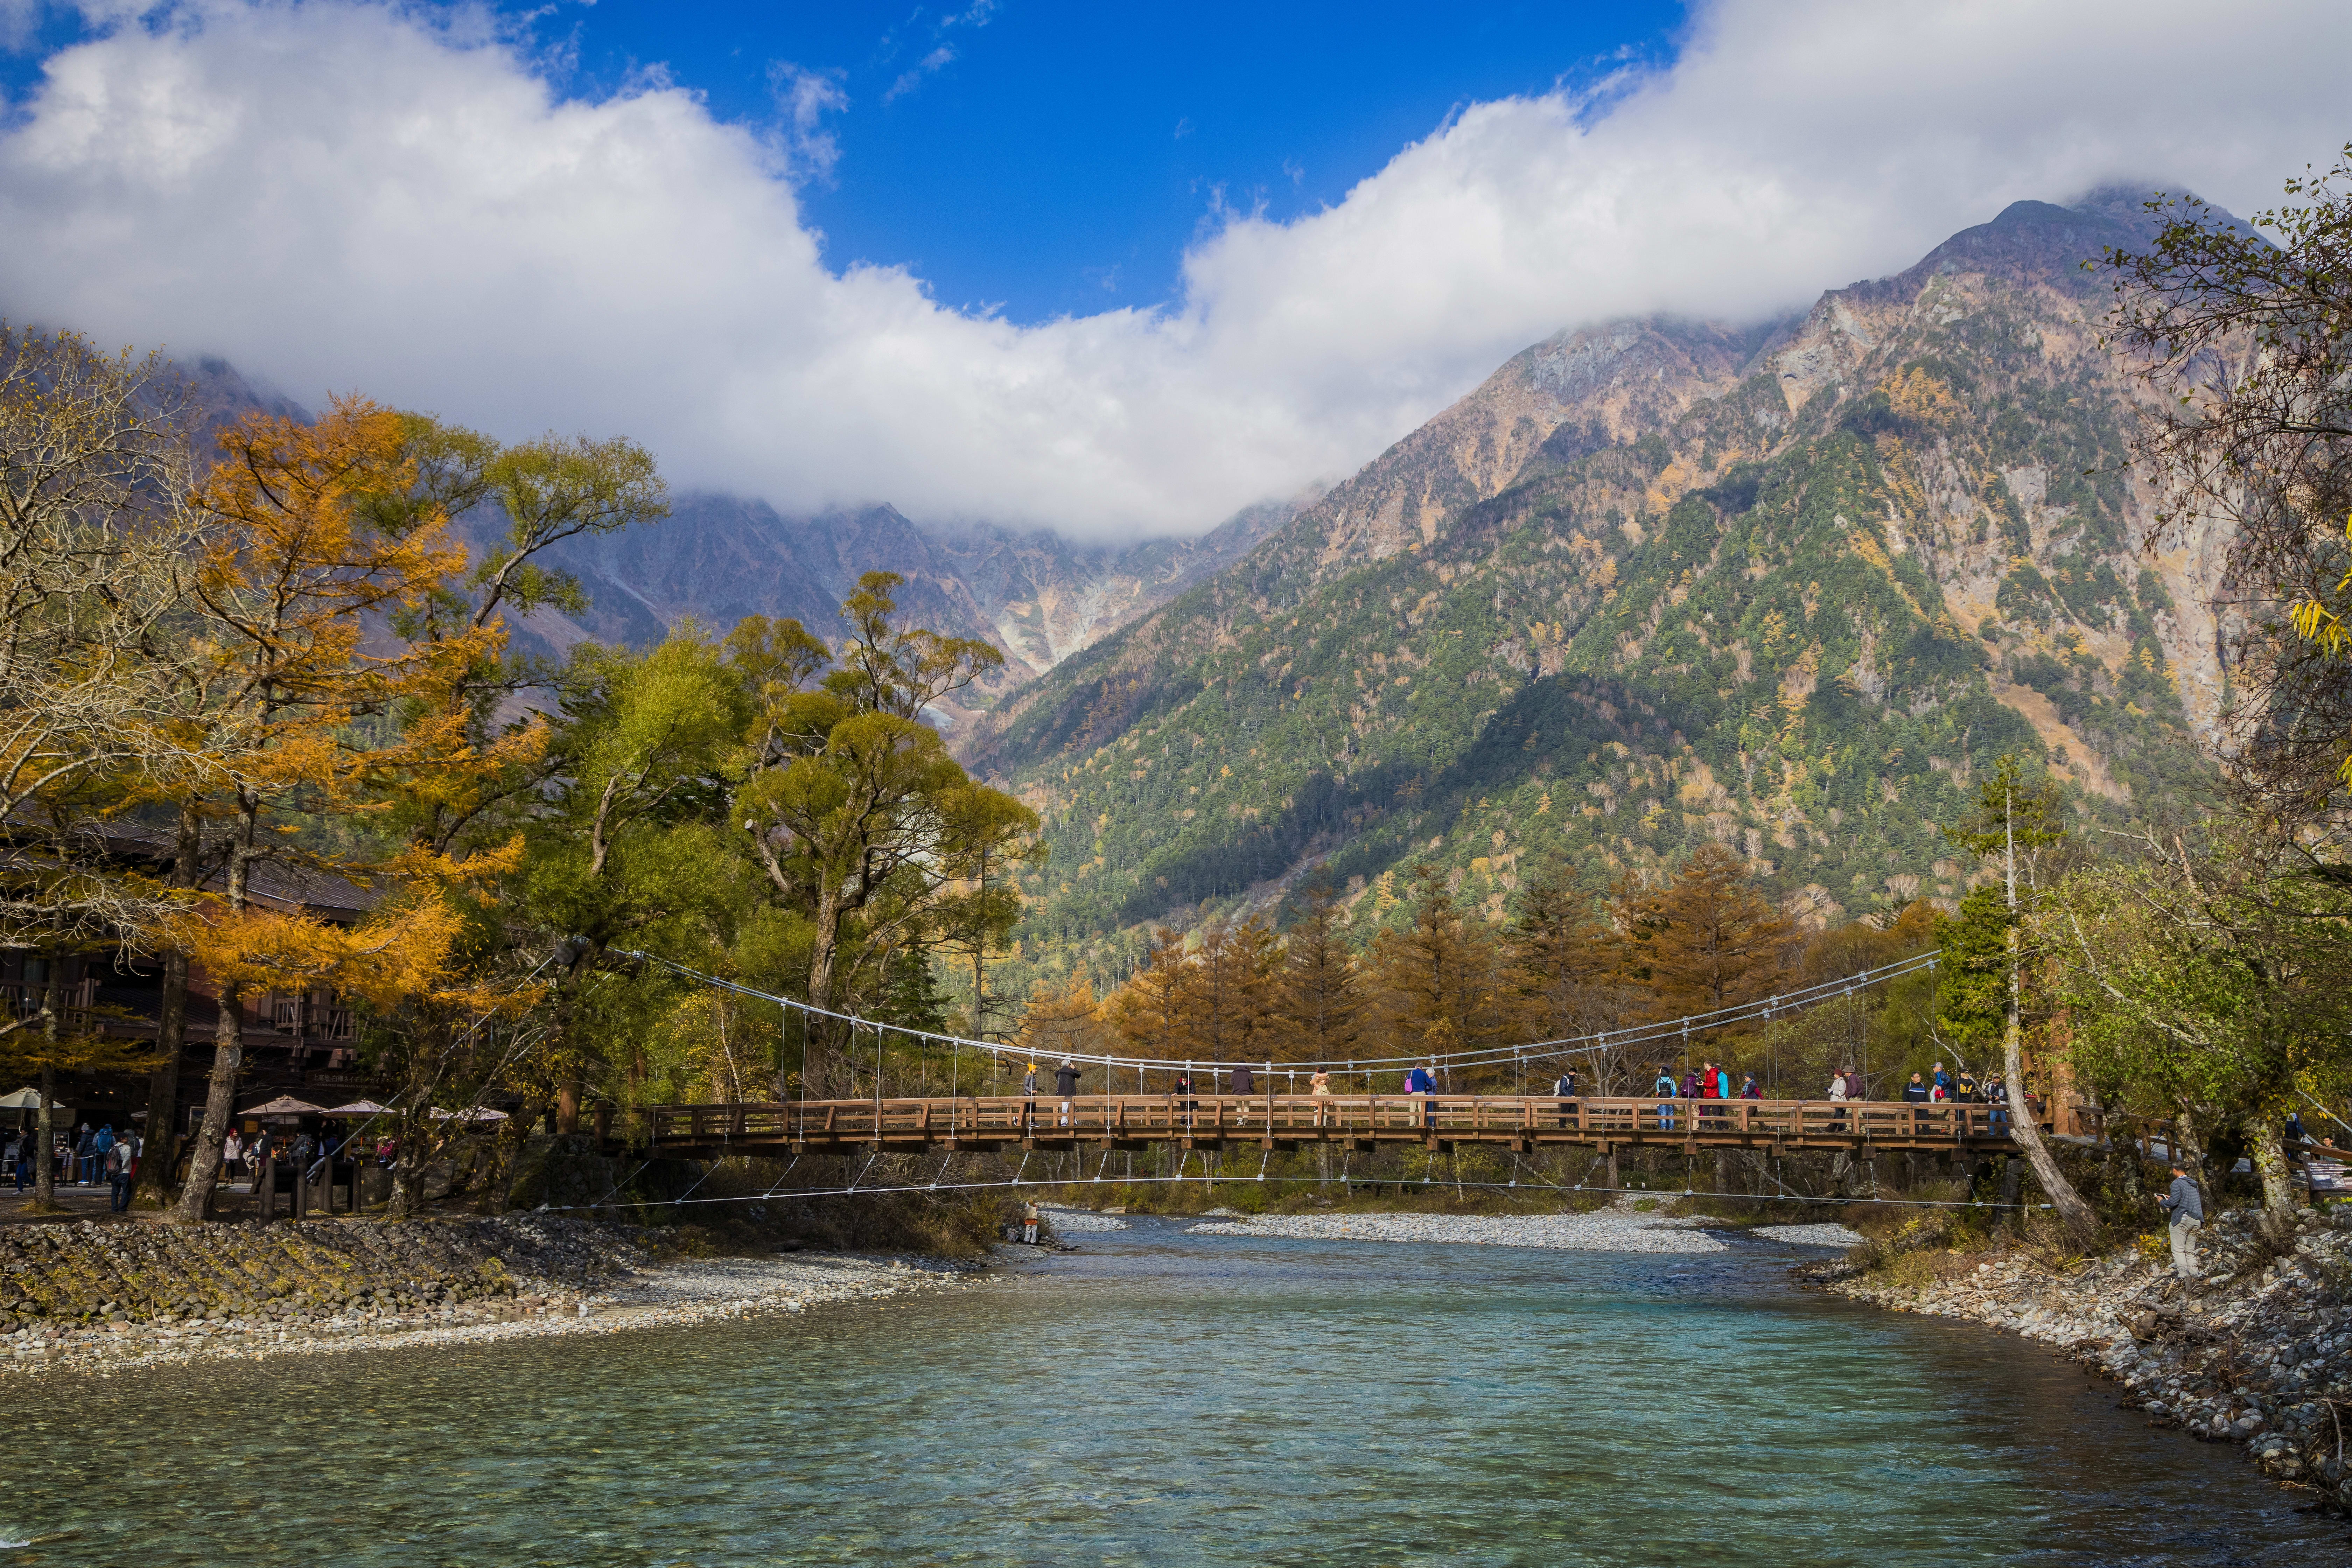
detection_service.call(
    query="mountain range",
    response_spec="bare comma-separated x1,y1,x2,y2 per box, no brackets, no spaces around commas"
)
112,185,2231,988
489,495,1300,723
966,189,2228,983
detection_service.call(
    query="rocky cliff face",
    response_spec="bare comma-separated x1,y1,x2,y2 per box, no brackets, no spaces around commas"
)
974,192,2228,964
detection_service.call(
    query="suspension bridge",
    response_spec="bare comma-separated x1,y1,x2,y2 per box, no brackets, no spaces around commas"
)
604,944,2053,1164
634,1091,2037,1159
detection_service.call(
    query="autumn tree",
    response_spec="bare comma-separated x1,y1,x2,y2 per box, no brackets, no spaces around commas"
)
1104,929,1190,1065
166,400,509,1220
0,327,205,922
1615,842,1798,1026
1365,866,1516,1089
1170,917,1280,1069
1015,972,1106,1078
1507,867,1627,1089
1269,876,1361,1066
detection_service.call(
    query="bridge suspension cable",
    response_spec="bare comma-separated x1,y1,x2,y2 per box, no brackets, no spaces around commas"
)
609,945,1939,1080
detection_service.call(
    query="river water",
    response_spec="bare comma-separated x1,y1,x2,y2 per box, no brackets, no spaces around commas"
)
7,1217,2342,1566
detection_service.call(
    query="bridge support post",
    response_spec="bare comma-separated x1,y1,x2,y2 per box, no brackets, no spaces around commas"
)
1602,1143,1619,1194
1998,1155,2023,1229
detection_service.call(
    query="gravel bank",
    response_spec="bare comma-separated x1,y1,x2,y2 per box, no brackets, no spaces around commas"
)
1820,1205,2352,1510
1187,1210,1729,1253
0,1217,985,1379
1754,1223,1868,1247
1039,1208,1130,1232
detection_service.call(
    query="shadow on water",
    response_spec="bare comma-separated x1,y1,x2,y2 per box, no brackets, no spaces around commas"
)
4,1216,2343,1567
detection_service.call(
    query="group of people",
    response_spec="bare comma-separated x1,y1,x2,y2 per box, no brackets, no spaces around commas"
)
1004,1056,2028,1140
221,1126,396,1185
5,1122,143,1210
1896,1062,2001,1105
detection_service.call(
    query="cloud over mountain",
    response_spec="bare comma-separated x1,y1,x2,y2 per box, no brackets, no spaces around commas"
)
1,0,2344,540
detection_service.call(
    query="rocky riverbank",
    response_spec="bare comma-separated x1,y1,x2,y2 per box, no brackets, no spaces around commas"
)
1819,1205,2352,1510
0,1216,985,1379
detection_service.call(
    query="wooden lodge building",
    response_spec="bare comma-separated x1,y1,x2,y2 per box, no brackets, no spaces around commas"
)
2,837,386,1141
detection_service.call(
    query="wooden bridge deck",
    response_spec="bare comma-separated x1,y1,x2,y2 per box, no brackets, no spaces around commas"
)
635,1094,2031,1157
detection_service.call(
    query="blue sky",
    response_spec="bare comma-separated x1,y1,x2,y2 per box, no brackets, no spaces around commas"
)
1,2,2343,538
536,1,1684,322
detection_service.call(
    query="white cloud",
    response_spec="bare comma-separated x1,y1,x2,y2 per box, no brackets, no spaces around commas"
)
767,60,846,180
1,0,2348,541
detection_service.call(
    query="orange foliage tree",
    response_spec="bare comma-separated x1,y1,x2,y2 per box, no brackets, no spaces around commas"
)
161,400,520,1220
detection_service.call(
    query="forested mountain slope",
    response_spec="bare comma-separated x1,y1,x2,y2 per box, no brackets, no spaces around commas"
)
974,191,2228,971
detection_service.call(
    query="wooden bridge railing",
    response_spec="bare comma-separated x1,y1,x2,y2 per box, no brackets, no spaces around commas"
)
638,1093,2034,1150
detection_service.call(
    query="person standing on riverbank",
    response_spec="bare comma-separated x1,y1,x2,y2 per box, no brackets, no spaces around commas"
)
106,1136,134,1212
1022,1200,1040,1245
2160,1163,2205,1278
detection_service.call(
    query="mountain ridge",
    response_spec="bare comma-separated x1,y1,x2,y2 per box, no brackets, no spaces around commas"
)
970,187,2230,979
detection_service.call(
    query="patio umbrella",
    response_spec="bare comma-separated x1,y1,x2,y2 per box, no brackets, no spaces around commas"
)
429,1106,509,1123
323,1100,393,1117
0,1087,64,1110
239,1095,327,1118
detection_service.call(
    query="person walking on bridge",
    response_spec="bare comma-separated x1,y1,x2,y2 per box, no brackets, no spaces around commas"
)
1552,1069,1578,1129
2159,1162,2205,1278
1655,1067,1678,1132
1309,1069,1332,1127
1055,1059,1082,1128
1903,1071,1931,1137
1231,1063,1255,1125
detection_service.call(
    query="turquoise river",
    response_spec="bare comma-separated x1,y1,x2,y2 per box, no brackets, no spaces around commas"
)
6,1217,2344,1566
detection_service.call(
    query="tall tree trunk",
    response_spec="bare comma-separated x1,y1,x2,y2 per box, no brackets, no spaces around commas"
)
2248,1114,2298,1239
133,949,188,1208
31,965,58,1210
785,882,845,1100
173,981,243,1222
2001,792,2097,1239
387,1131,426,1218
134,804,202,1209
174,796,256,1224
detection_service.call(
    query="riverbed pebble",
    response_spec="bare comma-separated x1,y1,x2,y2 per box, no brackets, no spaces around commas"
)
1038,1208,1130,1232
1187,1210,1728,1253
